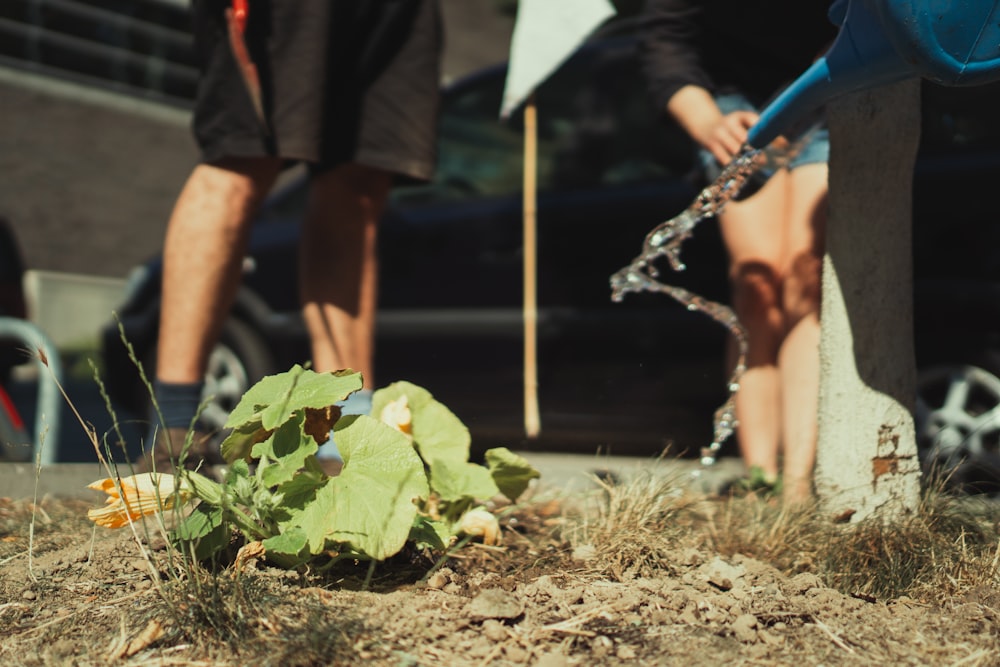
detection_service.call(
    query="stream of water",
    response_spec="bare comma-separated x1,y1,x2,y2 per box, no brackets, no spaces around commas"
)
610,140,803,467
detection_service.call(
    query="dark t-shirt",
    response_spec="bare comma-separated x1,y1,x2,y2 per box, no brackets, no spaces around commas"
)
640,0,839,112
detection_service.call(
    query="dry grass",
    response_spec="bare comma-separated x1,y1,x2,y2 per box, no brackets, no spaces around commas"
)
820,491,1000,600
561,465,1000,603
4,461,1000,664
8,339,1000,662
560,464,704,581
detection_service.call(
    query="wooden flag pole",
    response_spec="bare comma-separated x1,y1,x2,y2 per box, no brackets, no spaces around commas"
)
523,95,541,438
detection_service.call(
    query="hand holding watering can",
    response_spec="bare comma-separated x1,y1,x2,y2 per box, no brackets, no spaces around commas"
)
748,0,1000,149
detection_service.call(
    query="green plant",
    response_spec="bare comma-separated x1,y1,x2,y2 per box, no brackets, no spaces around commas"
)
91,365,539,569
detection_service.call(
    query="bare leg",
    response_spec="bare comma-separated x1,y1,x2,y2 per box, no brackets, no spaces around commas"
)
157,159,282,384
139,158,281,469
778,163,827,503
299,163,391,388
718,172,790,480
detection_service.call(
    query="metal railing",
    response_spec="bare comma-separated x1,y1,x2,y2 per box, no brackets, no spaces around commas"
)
0,317,63,466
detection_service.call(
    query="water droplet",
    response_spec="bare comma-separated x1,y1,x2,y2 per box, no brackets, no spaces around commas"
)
609,143,780,467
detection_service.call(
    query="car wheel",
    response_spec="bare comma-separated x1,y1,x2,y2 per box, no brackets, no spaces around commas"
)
915,361,1000,493
197,318,276,434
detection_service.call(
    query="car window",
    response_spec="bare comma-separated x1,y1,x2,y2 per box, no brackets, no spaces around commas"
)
403,36,693,204
533,37,693,191
429,70,526,200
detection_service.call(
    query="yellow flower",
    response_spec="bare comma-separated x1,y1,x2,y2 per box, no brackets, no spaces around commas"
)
459,508,501,546
87,473,192,529
380,396,413,435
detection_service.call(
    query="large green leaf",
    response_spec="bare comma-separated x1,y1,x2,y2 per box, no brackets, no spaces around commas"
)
485,448,541,501
430,458,500,503
409,515,451,551
270,466,326,525
220,367,361,463
225,365,362,431
252,413,319,489
372,381,470,464
219,418,267,464
290,415,428,560
173,504,228,561
262,528,310,568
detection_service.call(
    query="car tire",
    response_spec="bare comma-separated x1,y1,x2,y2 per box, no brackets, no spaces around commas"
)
199,317,276,433
915,351,1000,494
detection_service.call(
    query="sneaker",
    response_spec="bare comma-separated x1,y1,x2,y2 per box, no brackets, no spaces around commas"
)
719,466,782,499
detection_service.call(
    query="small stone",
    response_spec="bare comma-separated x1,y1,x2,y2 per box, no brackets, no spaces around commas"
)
700,556,745,592
731,613,759,643
616,645,638,660
467,588,524,621
21,589,36,601
504,644,529,663
591,635,614,659
425,571,450,590
482,619,507,642
696,600,723,624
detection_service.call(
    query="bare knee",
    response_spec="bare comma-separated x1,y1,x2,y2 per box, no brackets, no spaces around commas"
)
782,251,822,324
194,157,282,211
731,261,784,336
310,163,392,217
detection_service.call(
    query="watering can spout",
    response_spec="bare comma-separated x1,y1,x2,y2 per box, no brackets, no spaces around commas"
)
747,0,912,149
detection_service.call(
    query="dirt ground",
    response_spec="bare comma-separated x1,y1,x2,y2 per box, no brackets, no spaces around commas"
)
2,489,999,666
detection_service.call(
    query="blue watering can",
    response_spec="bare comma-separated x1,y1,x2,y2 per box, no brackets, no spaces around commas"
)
747,0,1000,149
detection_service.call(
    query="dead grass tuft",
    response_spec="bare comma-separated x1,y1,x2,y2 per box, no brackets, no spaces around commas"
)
140,558,365,664
561,463,1000,603
700,495,820,574
562,465,704,580
820,490,1000,601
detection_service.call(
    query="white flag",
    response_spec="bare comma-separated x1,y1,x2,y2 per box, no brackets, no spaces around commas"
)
500,0,617,119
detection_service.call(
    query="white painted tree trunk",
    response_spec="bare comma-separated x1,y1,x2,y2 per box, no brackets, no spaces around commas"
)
814,79,923,522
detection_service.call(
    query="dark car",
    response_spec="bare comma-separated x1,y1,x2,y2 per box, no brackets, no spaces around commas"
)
101,32,1000,474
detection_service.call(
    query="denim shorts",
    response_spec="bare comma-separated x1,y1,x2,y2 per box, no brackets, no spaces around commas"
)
697,93,829,183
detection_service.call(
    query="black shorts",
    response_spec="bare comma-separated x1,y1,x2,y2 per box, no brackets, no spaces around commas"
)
191,0,442,180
